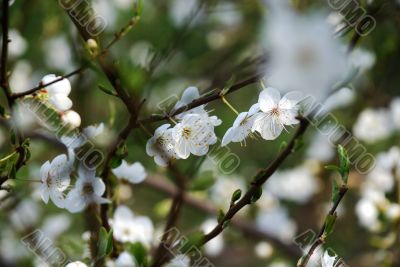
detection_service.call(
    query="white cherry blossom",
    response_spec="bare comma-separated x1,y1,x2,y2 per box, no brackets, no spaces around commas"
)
112,160,147,184
252,87,302,140
41,74,72,96
222,104,260,146
39,152,74,208
49,94,73,112
65,164,110,213
111,205,154,247
174,86,221,126
172,113,217,159
146,124,179,167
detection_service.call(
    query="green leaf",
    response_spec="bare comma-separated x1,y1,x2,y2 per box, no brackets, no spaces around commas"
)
251,187,263,203
135,0,144,16
127,242,147,266
337,145,350,184
190,171,215,191
292,137,304,152
180,232,204,255
323,214,337,237
279,141,288,152
217,209,225,224
331,178,340,205
97,227,113,260
325,165,340,173
220,76,236,96
98,84,117,97
231,189,242,204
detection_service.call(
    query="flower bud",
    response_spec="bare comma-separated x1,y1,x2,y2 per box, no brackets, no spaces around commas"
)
62,110,81,129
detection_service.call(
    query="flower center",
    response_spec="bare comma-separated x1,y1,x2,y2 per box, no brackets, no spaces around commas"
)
46,174,52,187
271,107,280,116
82,183,94,195
182,127,192,139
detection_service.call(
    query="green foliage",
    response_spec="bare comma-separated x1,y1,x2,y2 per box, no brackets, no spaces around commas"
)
97,227,113,260
231,189,242,204
127,242,147,266
180,231,204,255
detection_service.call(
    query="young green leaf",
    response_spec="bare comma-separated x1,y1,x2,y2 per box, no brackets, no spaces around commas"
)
97,227,113,260
231,189,242,204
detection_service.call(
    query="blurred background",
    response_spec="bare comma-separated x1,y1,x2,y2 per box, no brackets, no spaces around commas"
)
1,0,400,266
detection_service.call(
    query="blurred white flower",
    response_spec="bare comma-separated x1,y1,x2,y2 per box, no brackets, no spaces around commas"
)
112,160,147,184
66,262,88,267
9,60,32,93
266,164,319,204
390,97,400,129
129,41,154,70
322,87,355,112
355,197,380,232
172,114,217,159
386,204,400,222
252,87,301,140
43,35,75,72
170,0,200,26
111,205,154,247
350,48,376,74
39,153,74,208
256,205,297,243
107,251,136,267
8,29,27,58
61,110,82,129
65,164,110,213
353,108,393,143
9,200,40,232
222,104,260,146
165,254,190,267
254,242,273,259
264,3,348,100
61,123,104,149
210,175,245,209
146,124,180,167
41,214,71,241
201,218,224,256
307,130,335,162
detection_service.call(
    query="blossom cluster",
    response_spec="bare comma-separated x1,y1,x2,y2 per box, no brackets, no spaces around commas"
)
146,87,221,166
39,74,81,128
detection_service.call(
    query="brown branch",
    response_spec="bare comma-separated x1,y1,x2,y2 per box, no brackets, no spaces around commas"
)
138,73,263,125
150,166,187,267
0,0,27,187
141,175,302,259
297,185,348,267
10,66,86,99
202,118,310,245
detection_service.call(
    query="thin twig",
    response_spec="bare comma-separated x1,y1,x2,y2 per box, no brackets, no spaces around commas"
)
141,175,302,259
150,165,187,267
297,185,349,267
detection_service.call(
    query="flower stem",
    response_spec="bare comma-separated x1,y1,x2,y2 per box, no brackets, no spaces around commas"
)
221,96,239,115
